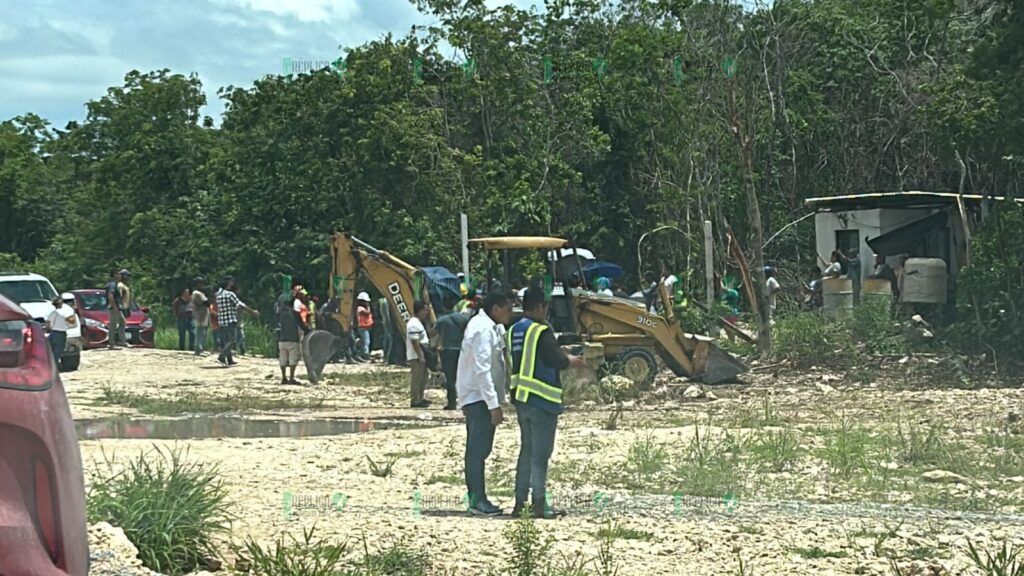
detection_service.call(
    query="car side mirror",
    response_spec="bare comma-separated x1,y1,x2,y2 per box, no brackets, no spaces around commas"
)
141,307,150,313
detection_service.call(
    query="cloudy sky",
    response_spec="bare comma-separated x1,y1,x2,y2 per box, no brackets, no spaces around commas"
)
0,0,541,128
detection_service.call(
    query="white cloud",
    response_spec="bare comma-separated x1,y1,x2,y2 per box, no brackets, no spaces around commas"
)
213,0,361,22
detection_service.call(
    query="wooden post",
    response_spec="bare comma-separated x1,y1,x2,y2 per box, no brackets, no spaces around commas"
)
460,213,470,280
704,220,718,337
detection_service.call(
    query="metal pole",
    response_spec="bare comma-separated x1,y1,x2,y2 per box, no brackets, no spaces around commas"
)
460,213,470,280
705,220,718,338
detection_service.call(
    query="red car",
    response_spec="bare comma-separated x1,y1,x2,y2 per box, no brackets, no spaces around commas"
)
70,289,155,349
0,294,89,574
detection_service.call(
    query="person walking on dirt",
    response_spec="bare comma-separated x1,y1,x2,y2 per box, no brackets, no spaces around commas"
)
456,289,513,516
215,277,260,367
407,301,433,408
508,286,584,519
105,269,126,348
173,287,195,351
356,292,374,361
436,298,470,410
192,278,210,355
277,286,307,384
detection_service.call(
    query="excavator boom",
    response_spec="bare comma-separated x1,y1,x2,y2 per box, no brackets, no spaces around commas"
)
328,232,432,338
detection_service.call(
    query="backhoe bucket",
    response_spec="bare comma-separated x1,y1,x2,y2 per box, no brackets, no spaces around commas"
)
302,330,337,384
698,342,748,384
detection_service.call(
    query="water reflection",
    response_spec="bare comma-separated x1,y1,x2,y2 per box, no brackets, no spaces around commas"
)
76,416,441,440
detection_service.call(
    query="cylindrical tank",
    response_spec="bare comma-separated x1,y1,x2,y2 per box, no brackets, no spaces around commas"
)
861,278,892,308
902,258,947,304
822,277,853,318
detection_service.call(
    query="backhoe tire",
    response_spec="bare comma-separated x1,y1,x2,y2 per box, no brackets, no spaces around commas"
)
616,347,658,389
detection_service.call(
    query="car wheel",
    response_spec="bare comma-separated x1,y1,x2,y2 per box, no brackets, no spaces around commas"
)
60,354,80,372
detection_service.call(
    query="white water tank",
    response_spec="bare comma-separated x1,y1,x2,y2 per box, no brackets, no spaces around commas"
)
902,258,947,304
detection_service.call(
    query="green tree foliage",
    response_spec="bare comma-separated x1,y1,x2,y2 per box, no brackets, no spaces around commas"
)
955,204,1024,363
0,0,1020,333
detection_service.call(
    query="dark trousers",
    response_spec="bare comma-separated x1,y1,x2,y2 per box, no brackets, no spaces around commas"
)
218,322,238,364
49,331,67,362
195,324,208,354
441,349,460,407
463,401,496,507
514,402,559,505
177,318,195,351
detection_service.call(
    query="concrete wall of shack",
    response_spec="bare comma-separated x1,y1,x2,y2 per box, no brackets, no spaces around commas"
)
814,208,936,280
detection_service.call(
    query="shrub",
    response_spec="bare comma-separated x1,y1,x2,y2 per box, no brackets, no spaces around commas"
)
87,447,232,574
952,204,1024,369
771,313,852,366
234,526,347,576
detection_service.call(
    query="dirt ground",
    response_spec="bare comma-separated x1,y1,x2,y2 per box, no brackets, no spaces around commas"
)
67,347,1024,575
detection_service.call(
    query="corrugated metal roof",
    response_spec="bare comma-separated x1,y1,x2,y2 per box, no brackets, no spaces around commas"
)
805,191,1022,211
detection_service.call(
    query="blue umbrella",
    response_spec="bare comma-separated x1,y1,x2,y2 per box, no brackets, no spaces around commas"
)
422,266,461,312
582,261,624,282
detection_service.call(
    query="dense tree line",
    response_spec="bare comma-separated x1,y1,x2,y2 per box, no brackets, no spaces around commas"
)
1,0,1021,351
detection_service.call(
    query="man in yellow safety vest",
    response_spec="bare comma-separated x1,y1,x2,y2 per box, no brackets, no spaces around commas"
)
507,284,584,519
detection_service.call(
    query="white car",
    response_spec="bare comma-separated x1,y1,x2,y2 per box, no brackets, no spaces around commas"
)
0,273,83,371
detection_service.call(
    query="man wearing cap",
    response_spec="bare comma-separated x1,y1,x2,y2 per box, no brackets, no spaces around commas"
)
191,277,210,355
508,285,585,519
356,292,374,361
277,285,307,384
117,269,134,325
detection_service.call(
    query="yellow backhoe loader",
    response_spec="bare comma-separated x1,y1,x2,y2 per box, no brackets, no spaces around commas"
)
328,232,434,340
469,236,747,386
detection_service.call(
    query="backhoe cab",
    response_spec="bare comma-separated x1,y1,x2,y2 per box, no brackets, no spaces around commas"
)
469,236,746,387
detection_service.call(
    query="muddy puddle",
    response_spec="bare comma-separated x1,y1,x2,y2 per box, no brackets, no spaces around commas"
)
76,415,448,440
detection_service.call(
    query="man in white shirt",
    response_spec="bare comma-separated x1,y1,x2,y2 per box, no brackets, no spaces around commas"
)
456,289,513,516
45,295,77,361
406,301,433,408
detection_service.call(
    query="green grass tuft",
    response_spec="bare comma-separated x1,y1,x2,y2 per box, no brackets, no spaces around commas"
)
87,446,232,574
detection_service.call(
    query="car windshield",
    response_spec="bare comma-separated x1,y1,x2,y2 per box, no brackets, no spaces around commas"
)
78,293,108,311
78,293,142,312
0,280,58,305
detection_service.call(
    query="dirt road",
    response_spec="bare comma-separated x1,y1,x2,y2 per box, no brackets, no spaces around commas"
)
67,348,1024,575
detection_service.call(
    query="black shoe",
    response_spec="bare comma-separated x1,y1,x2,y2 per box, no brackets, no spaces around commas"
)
288,378,301,385
443,404,457,411
217,357,228,366
469,501,502,516
410,400,431,409
531,499,566,520
511,500,528,517
227,361,238,367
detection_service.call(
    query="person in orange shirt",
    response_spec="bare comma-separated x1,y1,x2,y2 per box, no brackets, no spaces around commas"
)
293,288,311,326
356,292,374,361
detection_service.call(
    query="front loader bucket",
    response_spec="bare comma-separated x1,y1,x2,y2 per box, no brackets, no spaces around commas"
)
698,343,748,384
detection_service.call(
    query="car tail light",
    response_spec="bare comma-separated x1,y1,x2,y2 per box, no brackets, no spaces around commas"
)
35,459,59,561
0,321,54,390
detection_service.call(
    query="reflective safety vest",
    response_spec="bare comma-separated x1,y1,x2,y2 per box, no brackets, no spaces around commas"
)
507,318,562,406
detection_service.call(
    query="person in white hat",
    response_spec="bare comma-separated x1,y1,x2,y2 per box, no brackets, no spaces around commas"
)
356,292,374,361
